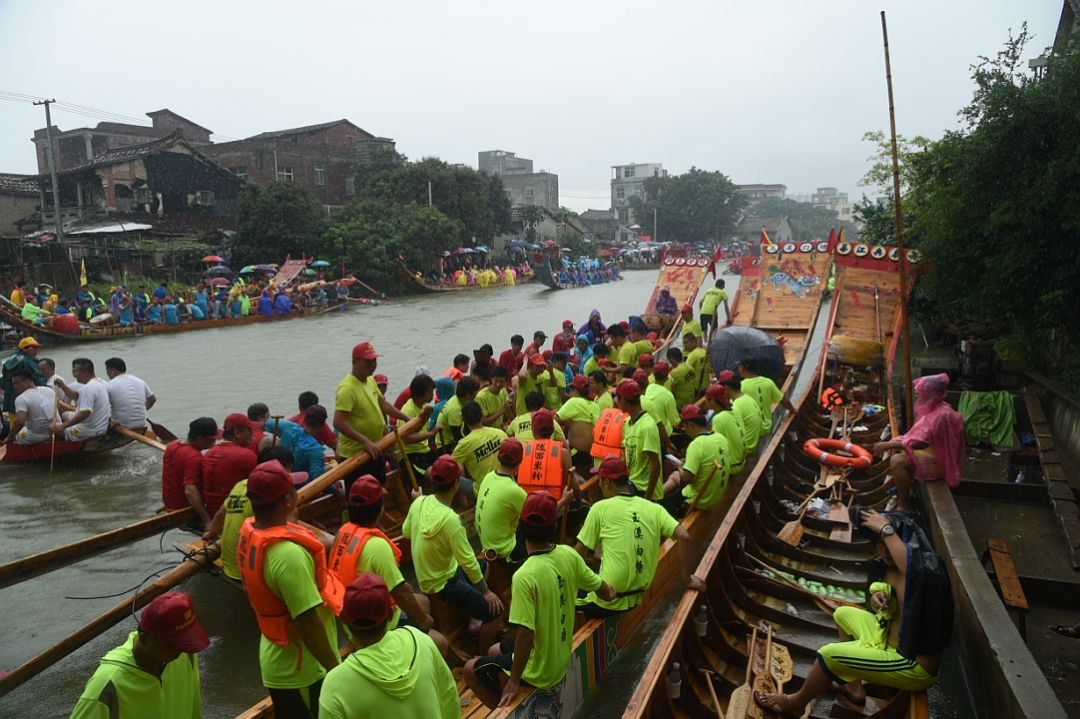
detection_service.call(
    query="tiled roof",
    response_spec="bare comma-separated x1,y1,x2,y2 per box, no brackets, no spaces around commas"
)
0,173,39,196
735,215,784,234
58,133,186,174
249,119,370,140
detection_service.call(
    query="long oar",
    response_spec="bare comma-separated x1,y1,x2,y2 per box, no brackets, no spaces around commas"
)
0,508,195,590
147,419,177,443
112,425,168,452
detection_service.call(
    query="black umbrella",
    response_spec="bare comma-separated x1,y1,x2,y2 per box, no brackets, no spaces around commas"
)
708,326,786,384
206,266,232,276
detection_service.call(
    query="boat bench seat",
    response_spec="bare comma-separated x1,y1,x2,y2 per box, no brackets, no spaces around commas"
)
981,537,1028,640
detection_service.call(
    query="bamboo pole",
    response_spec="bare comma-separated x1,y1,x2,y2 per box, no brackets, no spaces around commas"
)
0,509,195,590
881,10,915,428
0,418,423,695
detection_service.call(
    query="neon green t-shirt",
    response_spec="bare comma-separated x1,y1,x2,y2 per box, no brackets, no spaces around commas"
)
452,426,507,487
700,287,728,316
582,356,601,377
622,411,662,499
557,396,599,426
70,632,201,719
400,399,429,454
507,412,564,443
616,342,639,369
402,495,483,593
356,534,406,630
593,391,614,412
335,374,385,459
319,626,458,719
220,479,252,580
437,396,464,448
634,338,654,359
259,541,339,689
543,370,567,411
474,470,527,558
515,372,551,416
710,409,746,467
577,495,678,610
668,363,696,409
682,318,702,339
732,393,763,450
681,431,731,510
740,375,784,435
643,383,679,435
509,545,602,689
476,386,509,422
686,347,710,393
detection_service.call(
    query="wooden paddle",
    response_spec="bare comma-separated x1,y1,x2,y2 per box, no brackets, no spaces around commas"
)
147,419,177,443
113,425,168,452
727,627,757,718
698,668,726,718
393,428,419,492
778,414,840,545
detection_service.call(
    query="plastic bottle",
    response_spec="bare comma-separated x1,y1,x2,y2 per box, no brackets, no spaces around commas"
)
665,662,682,699
694,605,708,637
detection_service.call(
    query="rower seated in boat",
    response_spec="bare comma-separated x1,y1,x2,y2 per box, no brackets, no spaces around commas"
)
5,369,53,445
755,507,953,717
872,373,965,513
53,358,111,442
660,404,732,517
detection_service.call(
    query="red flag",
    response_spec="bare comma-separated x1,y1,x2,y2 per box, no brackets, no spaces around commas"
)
826,227,836,250
760,227,772,246
707,245,724,277
833,227,845,252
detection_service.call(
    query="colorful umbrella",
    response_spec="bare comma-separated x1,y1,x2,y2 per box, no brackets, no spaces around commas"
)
310,260,331,269
240,265,257,273
254,264,277,273
207,277,230,287
302,268,316,276
206,266,232,275
202,255,225,263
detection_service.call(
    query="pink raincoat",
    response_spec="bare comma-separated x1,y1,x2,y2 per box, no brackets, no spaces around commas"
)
900,373,966,489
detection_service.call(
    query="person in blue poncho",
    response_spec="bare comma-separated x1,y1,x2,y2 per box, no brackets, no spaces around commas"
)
257,290,273,317
428,375,456,432
273,291,293,315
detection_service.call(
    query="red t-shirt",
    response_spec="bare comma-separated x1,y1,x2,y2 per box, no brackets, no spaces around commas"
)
499,349,522,375
245,418,265,454
200,442,258,516
161,441,203,510
551,333,575,353
289,412,337,448
470,357,499,375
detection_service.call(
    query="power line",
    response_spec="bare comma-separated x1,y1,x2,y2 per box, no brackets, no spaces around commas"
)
0,89,149,125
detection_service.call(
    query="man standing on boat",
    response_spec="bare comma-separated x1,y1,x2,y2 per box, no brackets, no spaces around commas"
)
552,319,577,353
334,342,411,489
103,357,156,431
756,508,952,716
69,592,209,719
464,492,615,710
53,358,111,442
698,278,730,344
738,357,796,438
498,334,526,376
2,336,46,417
318,574,459,719
238,460,344,719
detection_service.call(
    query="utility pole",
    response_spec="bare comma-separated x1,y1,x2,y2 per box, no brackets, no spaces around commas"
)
34,99,77,289
653,207,658,243
427,180,433,208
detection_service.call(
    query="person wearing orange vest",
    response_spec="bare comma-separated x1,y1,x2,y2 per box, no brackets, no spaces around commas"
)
518,409,576,508
237,460,343,719
329,474,448,657
591,404,628,462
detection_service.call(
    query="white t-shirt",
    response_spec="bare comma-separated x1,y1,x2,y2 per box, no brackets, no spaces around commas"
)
70,377,111,438
14,386,54,440
106,374,153,429
45,374,66,389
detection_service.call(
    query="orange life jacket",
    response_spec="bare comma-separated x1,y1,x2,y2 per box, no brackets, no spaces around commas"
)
820,387,845,409
237,519,345,647
518,439,565,499
328,522,403,588
591,408,628,460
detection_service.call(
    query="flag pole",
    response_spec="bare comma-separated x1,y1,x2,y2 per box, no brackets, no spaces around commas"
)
881,10,914,429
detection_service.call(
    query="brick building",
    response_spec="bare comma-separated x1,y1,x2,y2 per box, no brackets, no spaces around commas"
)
478,150,560,212
207,120,385,212
32,109,212,176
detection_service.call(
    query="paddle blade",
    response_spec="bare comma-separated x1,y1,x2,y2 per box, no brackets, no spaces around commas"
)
148,420,177,443
777,517,804,546
728,684,752,718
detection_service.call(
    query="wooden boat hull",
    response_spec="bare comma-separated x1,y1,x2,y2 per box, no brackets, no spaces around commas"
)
641,253,714,335
1,431,135,464
397,260,535,293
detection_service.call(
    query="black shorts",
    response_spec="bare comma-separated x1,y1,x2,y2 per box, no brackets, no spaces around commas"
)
438,563,499,622
497,532,529,569
407,450,437,473
267,679,322,719
660,490,688,519
339,454,386,491
472,648,514,695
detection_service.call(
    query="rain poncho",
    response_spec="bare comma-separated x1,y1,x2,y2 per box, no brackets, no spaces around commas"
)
900,374,965,489
428,376,455,432
574,335,592,369
578,309,605,342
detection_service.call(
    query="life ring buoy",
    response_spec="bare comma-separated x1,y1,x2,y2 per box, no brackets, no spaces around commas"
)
802,437,873,469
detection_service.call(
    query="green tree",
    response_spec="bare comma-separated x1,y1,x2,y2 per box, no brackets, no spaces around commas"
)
628,167,744,244
748,197,855,242
853,131,932,246
232,182,328,265
904,25,1080,386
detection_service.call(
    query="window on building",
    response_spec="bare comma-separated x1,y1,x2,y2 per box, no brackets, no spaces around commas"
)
277,166,294,182
230,166,247,180
524,187,535,201
653,168,659,176
616,187,625,201
623,167,635,178
135,187,151,205
195,190,215,206
503,189,512,201
618,208,630,223
345,175,356,196
314,161,326,186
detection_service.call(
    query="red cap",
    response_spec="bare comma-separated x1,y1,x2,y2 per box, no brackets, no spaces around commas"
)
139,592,210,652
619,320,630,331
542,349,553,361
632,369,650,386
246,460,296,506
223,412,249,431
348,474,387,506
706,384,729,402
340,573,394,629
616,378,641,400
521,491,558,528
654,361,671,374
598,358,617,369
593,454,629,479
716,369,738,383
681,303,693,313
374,374,388,385
429,454,461,486
647,332,659,342
528,353,547,367
498,438,524,464
531,408,555,433
638,353,654,367
562,319,574,329
352,342,381,361
680,404,708,422
571,374,590,390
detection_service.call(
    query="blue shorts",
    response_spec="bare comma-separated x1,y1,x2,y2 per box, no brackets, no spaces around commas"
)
437,563,498,621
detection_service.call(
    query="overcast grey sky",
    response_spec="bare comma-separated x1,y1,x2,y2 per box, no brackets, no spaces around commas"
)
0,1,1060,213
